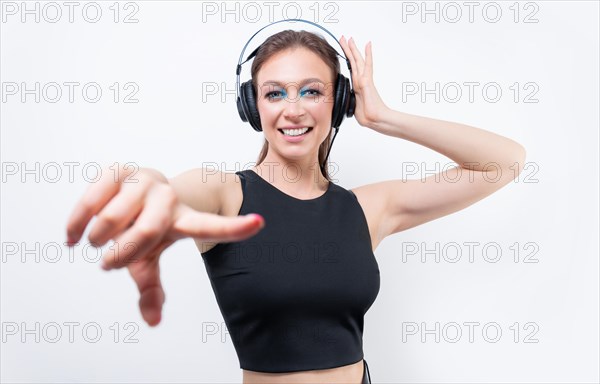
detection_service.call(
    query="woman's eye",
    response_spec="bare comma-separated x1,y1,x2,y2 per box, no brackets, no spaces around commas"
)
301,88,322,97
265,91,284,100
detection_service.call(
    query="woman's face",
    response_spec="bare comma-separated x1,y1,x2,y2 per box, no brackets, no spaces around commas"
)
255,47,335,163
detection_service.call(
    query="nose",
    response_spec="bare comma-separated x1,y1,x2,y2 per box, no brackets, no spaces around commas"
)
282,92,305,119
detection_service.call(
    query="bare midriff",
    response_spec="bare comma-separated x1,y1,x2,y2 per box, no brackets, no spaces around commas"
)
242,359,364,384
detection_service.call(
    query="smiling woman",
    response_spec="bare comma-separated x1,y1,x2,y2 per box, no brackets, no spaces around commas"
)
207,21,377,384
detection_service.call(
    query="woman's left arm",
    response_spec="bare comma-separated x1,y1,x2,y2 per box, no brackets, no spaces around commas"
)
339,36,526,242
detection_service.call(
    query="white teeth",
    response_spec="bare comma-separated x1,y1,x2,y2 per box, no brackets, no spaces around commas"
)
281,127,310,136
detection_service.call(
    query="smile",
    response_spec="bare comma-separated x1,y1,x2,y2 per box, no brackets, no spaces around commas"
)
278,127,313,136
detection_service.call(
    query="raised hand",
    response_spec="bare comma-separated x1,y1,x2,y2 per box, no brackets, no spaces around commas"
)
339,36,390,130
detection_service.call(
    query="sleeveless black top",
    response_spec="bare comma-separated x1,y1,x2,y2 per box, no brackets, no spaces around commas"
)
200,169,380,373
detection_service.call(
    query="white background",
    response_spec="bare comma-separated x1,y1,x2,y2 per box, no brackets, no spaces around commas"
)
1,1,598,383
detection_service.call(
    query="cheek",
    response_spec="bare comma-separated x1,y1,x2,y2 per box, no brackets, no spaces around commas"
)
312,97,335,121
256,101,279,120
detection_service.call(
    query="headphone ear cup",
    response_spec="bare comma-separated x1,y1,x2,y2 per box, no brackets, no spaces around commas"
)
240,80,262,132
237,92,248,123
346,88,356,118
332,74,350,128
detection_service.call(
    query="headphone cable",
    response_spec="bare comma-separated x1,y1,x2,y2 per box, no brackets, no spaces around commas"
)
320,126,339,177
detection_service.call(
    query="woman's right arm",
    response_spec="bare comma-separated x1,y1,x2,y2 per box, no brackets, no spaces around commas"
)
65,165,264,326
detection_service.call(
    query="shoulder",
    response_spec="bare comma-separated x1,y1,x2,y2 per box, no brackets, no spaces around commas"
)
191,170,244,255
168,168,241,215
218,170,245,217
347,179,411,249
344,182,390,251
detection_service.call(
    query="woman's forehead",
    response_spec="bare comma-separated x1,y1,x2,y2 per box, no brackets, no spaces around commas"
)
257,48,334,83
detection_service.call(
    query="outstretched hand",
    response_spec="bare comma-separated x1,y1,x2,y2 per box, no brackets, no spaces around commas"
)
65,167,265,327
339,36,390,130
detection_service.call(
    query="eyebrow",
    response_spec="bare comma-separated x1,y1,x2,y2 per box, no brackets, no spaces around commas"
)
261,78,325,87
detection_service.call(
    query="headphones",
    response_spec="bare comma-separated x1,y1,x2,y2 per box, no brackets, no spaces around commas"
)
235,19,356,173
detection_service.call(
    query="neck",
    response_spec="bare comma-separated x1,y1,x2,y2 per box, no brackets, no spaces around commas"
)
251,152,329,197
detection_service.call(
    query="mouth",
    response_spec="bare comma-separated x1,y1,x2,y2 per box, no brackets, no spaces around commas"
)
278,127,313,137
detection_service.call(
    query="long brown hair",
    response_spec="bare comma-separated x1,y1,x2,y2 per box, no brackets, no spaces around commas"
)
250,30,340,181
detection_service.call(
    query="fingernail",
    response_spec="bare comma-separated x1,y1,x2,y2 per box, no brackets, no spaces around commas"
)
248,213,265,228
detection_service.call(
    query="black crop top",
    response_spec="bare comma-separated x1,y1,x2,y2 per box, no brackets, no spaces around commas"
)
200,169,380,373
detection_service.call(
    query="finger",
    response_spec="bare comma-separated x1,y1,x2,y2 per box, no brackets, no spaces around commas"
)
66,165,136,245
340,36,358,84
365,41,373,78
172,205,265,243
348,37,365,76
341,36,359,90
339,35,350,58
87,181,148,247
101,185,175,270
66,174,121,245
126,248,167,327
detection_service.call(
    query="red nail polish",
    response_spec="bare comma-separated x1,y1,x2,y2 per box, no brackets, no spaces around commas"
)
65,237,76,247
249,214,265,228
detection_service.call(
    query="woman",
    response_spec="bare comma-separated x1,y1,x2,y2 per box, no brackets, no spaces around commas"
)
65,28,526,384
